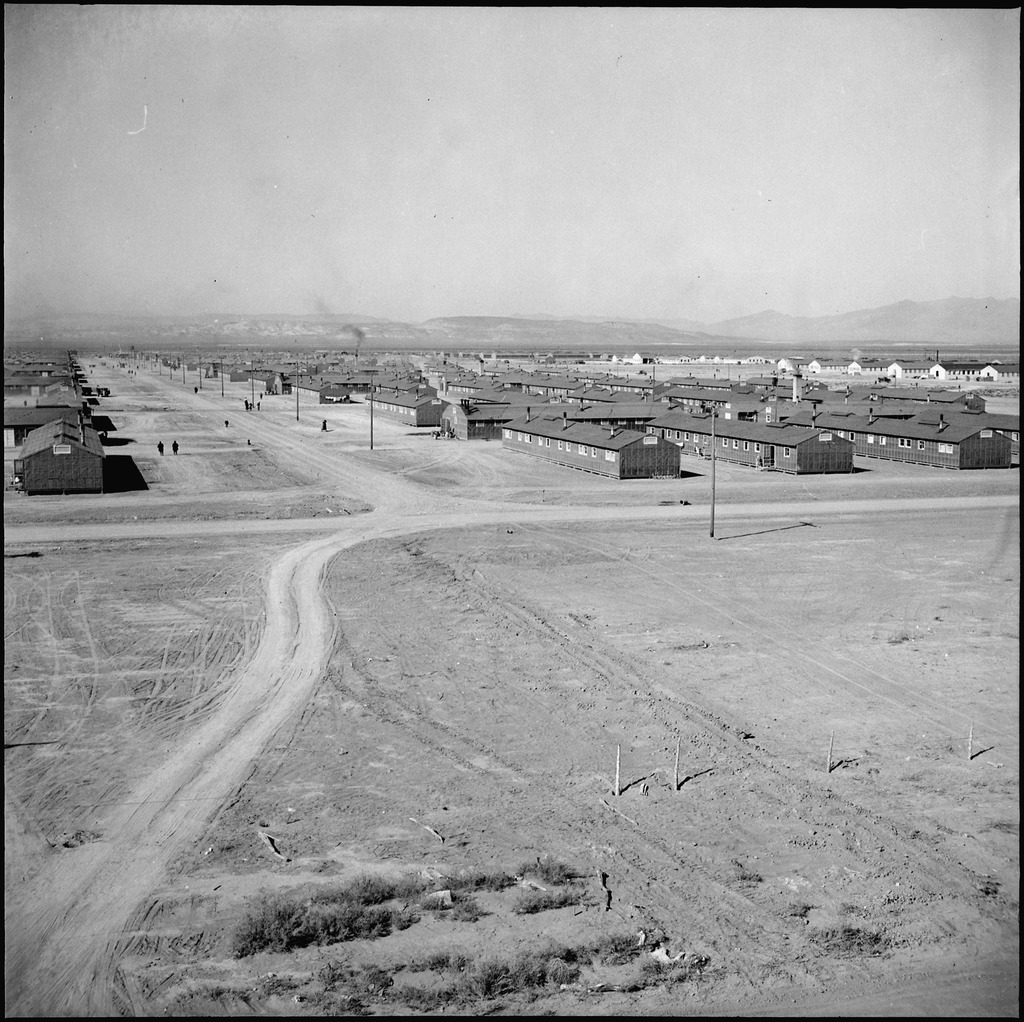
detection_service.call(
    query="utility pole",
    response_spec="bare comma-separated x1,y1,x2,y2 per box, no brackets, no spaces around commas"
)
250,354,255,407
219,361,224,397
295,352,300,422
198,353,203,390
181,358,185,384
369,383,375,450
710,410,717,539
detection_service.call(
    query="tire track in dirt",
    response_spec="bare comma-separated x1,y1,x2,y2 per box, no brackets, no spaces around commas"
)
531,521,1017,745
318,543,857,989
391,532,1003,960
4,526,354,1016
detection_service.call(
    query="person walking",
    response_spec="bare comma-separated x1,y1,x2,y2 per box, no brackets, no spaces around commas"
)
157,441,164,456
225,420,230,428
172,441,179,455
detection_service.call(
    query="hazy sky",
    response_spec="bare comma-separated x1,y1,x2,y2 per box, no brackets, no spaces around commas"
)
4,7,1020,324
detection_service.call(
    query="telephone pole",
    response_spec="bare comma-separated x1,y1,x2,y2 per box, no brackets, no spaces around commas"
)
710,410,717,539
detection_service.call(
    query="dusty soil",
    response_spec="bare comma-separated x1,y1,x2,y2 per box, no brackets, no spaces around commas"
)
4,360,1019,1017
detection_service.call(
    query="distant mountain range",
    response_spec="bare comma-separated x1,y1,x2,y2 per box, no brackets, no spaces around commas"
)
694,297,1019,345
511,298,1019,345
6,297,1018,351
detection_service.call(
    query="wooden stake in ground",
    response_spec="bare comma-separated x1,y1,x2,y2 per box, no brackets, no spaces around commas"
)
827,730,835,774
614,745,621,797
968,722,974,762
673,737,681,791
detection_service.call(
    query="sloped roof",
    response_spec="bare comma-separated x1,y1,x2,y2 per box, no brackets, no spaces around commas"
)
4,407,83,428
569,402,662,422
648,411,841,447
19,419,104,458
506,414,657,450
776,409,1005,443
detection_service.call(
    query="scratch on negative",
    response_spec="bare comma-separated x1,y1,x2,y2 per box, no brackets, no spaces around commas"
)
128,105,148,136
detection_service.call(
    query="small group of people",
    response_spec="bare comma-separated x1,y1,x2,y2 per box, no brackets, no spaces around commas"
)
157,441,179,456
243,398,262,412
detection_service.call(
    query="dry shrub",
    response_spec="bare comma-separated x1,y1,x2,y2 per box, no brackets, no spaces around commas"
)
395,984,461,1011
589,931,642,965
812,924,888,957
313,873,424,907
232,894,305,957
544,957,580,986
517,857,578,885
233,892,399,956
409,951,470,973
391,905,419,931
445,868,516,892
512,888,584,915
638,953,711,987
450,895,486,922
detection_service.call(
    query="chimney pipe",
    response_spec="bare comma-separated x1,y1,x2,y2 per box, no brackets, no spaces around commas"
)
526,405,531,422
938,413,946,432
868,405,876,425
562,411,569,430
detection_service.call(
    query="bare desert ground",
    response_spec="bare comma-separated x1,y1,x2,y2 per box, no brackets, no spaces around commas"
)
4,360,1019,1016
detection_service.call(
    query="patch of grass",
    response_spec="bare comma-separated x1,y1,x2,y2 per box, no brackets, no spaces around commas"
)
317,960,348,991
298,901,393,945
589,931,643,965
451,895,486,922
511,887,585,915
636,953,712,988
353,965,394,997
408,951,471,973
232,894,305,957
311,873,425,907
445,868,517,892
544,957,580,987
788,901,814,919
260,974,299,996
391,905,419,930
395,984,461,1011
887,630,912,645
234,888,416,956
517,857,578,885
443,945,584,1002
736,868,763,885
812,924,888,957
